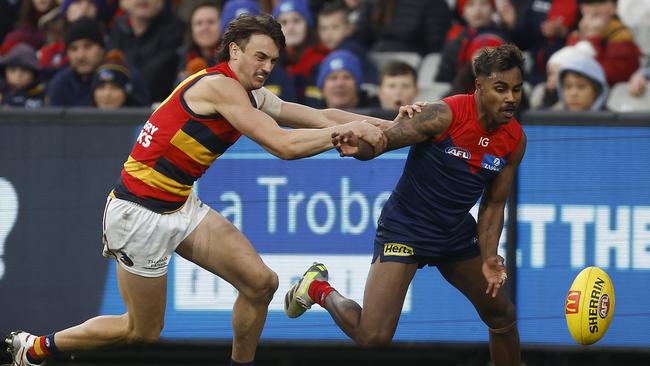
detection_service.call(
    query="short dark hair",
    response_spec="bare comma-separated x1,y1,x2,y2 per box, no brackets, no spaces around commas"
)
473,43,524,78
380,61,417,84
215,14,285,62
318,1,350,21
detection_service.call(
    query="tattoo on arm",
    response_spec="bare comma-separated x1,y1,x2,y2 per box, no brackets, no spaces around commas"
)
386,102,451,151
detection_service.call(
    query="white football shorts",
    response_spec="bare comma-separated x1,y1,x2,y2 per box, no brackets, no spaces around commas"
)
101,191,210,277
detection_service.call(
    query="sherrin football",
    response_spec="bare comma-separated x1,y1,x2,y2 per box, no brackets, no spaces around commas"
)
565,266,615,345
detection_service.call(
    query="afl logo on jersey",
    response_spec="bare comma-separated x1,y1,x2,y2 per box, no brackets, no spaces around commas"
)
445,146,472,160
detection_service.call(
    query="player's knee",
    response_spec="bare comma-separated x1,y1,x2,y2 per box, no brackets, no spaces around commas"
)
481,301,516,330
243,269,279,303
356,330,394,348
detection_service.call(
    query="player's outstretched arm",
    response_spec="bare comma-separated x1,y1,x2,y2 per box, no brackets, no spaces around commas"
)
478,133,527,297
185,76,384,159
334,101,452,160
276,98,394,130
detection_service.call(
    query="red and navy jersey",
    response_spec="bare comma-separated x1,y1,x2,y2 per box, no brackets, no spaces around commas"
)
378,94,523,245
113,62,252,213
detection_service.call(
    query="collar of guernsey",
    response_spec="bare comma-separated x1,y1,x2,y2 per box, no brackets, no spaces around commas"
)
112,61,244,213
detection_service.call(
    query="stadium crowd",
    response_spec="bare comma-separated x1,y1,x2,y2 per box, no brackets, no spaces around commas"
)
0,0,648,112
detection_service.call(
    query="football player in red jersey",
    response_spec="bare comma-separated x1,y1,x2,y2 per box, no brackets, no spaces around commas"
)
287,44,526,366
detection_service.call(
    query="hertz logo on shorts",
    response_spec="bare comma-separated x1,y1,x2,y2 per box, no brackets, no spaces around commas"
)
383,243,414,257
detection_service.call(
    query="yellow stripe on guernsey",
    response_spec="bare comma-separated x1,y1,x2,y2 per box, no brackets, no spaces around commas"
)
155,69,207,113
32,338,45,357
124,156,193,196
170,130,220,166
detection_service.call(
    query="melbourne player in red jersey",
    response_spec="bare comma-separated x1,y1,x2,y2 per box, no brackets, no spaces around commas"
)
286,44,526,366
5,15,388,366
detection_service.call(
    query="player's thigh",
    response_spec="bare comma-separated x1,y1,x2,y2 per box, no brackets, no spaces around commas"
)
116,265,167,338
437,256,514,327
360,259,418,335
175,209,277,296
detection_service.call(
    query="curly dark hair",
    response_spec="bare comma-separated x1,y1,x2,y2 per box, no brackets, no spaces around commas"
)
215,14,285,62
473,44,525,78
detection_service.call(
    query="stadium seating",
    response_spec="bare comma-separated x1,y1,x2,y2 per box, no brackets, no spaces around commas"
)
606,82,650,112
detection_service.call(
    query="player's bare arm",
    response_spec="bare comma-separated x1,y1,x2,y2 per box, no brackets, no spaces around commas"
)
185,76,383,159
276,99,394,130
334,101,452,160
477,133,527,298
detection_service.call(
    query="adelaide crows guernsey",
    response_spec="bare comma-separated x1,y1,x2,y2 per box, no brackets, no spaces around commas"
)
377,93,523,249
113,62,272,213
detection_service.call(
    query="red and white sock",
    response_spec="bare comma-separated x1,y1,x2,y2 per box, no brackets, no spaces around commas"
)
308,280,335,307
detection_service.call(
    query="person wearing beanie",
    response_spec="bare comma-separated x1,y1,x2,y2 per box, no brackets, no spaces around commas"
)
47,19,149,106
316,49,366,109
436,0,506,83
531,41,596,109
273,0,327,103
0,43,46,108
92,61,134,108
46,17,106,106
220,0,260,33
447,33,506,96
554,56,609,111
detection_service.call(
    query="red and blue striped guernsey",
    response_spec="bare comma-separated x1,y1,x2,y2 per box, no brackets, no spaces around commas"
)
113,62,250,213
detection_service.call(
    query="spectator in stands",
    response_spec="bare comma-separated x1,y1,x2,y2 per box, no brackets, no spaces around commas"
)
316,49,372,109
566,0,640,86
498,0,578,85
92,58,136,108
0,43,46,108
110,0,184,102
177,2,222,82
436,0,507,83
353,0,451,55
273,0,327,102
553,56,609,111
16,0,58,32
446,32,505,95
530,41,595,109
62,0,102,22
627,66,650,97
317,1,377,83
47,19,149,106
376,60,418,110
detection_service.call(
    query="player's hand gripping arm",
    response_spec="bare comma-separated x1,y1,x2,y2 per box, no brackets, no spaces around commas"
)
332,101,452,160
478,133,527,298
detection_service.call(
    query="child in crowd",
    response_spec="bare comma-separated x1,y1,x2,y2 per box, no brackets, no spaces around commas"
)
0,43,46,108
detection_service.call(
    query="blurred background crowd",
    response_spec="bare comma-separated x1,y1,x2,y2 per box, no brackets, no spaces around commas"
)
0,0,649,114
